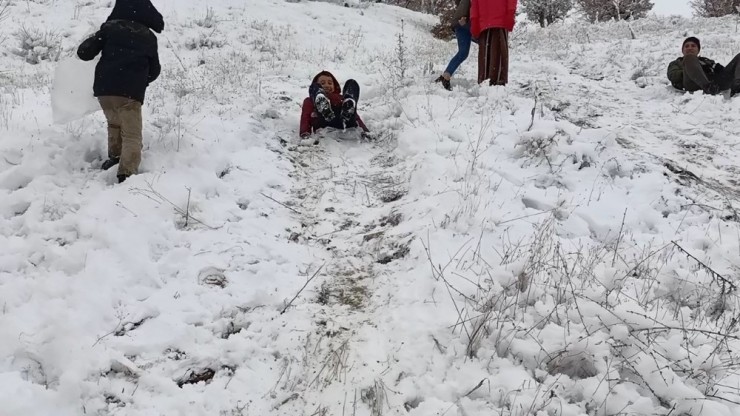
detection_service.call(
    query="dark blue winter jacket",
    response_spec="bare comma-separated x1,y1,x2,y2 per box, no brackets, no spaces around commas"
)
76,0,163,103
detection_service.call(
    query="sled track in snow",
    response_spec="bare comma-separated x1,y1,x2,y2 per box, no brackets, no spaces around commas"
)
281,134,413,414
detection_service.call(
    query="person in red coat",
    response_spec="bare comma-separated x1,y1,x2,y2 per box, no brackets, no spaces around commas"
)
470,0,517,86
299,71,369,140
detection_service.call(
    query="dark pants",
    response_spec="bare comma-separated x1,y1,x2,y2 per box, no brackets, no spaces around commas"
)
444,22,478,76
684,53,740,93
309,80,360,130
478,28,509,85
716,54,740,93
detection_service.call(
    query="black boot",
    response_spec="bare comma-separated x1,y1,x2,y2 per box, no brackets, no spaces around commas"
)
314,93,335,121
340,98,356,123
309,83,335,121
101,156,120,170
435,75,452,91
341,79,360,123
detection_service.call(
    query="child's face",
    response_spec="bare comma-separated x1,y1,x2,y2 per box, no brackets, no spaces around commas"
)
317,75,335,93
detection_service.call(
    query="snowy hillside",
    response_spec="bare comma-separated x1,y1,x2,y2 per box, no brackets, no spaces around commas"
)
3,0,740,415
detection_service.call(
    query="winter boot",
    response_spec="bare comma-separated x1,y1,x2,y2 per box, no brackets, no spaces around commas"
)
435,75,452,91
101,156,120,170
313,93,334,121
341,98,356,123
341,79,360,123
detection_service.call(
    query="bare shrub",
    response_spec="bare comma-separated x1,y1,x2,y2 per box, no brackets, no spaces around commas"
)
430,1,456,40
577,0,654,22
184,32,226,50
194,7,217,28
521,0,574,27
385,0,451,13
424,206,740,411
0,0,11,24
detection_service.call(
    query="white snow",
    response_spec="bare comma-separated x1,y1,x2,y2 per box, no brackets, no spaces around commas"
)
2,1,740,415
653,0,693,17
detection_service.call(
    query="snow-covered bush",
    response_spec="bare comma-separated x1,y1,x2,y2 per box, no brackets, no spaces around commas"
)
13,25,62,64
521,0,574,27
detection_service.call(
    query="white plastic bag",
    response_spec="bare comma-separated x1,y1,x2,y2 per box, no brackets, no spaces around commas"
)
50,57,100,124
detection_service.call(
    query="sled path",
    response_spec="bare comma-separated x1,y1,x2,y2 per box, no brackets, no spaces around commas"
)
280,133,410,415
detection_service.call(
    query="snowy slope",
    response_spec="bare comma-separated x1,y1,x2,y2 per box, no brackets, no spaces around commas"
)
2,1,740,415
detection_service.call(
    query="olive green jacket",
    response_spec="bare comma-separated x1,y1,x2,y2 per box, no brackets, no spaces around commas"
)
667,56,721,91
452,0,470,23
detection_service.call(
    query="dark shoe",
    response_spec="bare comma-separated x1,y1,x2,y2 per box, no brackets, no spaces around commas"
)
340,98,356,123
314,93,334,121
703,81,721,95
435,75,452,91
101,157,120,170
730,82,739,97
342,79,360,101
117,174,129,183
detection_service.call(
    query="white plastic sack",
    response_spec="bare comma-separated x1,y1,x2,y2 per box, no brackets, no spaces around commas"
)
51,57,100,124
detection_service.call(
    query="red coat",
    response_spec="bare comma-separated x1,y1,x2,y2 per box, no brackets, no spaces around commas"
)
470,0,518,37
299,71,368,137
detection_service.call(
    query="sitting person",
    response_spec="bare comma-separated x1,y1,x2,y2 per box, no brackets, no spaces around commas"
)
299,71,369,140
667,36,740,96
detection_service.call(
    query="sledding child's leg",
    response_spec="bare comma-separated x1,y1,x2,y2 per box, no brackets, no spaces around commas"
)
341,80,360,123
309,83,335,121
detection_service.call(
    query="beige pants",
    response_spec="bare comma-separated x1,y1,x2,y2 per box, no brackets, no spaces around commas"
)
98,96,143,176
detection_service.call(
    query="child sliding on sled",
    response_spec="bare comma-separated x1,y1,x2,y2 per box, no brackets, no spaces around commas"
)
299,71,369,140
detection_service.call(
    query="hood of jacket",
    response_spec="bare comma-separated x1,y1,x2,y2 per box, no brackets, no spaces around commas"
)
107,0,165,33
312,71,341,92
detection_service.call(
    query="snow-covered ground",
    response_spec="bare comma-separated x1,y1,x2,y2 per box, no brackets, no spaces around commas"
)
3,1,740,415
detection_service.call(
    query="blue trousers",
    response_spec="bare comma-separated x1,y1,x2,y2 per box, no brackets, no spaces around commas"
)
444,22,478,76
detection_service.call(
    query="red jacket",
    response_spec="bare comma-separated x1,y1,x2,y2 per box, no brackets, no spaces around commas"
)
299,71,368,137
470,0,517,37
